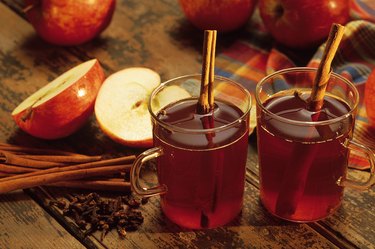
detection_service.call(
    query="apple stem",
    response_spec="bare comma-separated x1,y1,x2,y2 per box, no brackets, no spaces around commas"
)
21,107,33,122
22,1,40,13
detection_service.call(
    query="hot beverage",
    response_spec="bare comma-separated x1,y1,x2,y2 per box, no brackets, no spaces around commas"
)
255,67,375,222
131,75,251,229
257,91,353,221
154,98,248,228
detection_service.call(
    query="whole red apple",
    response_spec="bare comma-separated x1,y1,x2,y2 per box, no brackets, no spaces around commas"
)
178,0,257,32
12,59,105,139
24,0,116,46
365,68,375,126
259,0,349,49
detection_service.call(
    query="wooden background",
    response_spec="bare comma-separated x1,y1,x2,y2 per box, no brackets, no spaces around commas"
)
0,0,374,248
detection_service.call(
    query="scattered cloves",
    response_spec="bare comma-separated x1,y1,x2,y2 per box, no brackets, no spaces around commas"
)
50,192,145,241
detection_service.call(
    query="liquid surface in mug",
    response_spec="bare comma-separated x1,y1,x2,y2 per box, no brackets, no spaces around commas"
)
257,91,353,222
154,98,249,229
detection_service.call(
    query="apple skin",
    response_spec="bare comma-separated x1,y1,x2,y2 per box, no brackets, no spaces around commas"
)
12,60,105,139
178,0,257,32
365,68,375,126
24,0,116,46
259,0,349,49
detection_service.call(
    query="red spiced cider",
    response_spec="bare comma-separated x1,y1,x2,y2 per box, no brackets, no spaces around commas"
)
154,98,249,229
257,91,354,222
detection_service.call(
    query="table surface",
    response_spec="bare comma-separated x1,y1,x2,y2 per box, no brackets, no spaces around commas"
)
1,1,375,249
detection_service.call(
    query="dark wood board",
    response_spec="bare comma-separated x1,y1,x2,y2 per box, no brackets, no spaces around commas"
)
0,0,374,248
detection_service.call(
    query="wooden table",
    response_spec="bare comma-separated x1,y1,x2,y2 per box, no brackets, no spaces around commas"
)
1,1,374,248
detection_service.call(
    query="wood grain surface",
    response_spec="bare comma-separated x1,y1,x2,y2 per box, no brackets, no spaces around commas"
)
0,0,374,248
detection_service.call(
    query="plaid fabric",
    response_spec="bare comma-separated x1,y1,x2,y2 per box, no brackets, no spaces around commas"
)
216,2,375,170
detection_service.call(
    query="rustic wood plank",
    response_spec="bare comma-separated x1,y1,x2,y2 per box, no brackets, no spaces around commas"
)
29,187,338,249
0,0,374,248
0,190,85,249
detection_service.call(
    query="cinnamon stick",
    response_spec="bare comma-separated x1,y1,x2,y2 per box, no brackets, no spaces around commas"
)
197,30,217,114
48,179,131,192
196,30,219,228
0,143,86,156
0,164,38,174
308,23,345,111
1,151,66,168
18,154,102,163
0,164,132,194
0,155,135,183
275,23,345,218
0,172,15,178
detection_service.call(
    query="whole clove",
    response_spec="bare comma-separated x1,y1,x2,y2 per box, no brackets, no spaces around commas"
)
50,192,145,240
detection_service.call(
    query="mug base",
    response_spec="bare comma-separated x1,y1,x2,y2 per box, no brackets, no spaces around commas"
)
259,197,342,223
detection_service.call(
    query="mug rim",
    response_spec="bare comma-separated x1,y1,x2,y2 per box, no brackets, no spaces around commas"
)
148,74,252,134
255,67,359,126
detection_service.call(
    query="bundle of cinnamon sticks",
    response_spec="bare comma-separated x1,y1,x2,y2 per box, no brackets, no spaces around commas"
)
0,142,135,194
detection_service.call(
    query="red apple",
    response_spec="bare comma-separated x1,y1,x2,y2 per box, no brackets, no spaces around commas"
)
24,0,116,46
12,59,105,139
259,0,350,49
365,68,375,125
178,0,257,32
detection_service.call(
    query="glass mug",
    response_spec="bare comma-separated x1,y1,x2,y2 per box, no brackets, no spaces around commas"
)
255,67,375,222
130,74,251,229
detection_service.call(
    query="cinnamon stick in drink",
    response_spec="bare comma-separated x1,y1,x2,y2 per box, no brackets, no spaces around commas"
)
196,30,218,227
197,30,216,115
274,24,345,217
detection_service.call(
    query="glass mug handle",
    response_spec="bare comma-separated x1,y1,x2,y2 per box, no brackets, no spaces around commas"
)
338,140,375,190
130,147,168,197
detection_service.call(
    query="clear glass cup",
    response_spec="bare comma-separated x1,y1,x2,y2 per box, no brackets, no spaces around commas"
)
131,74,251,229
255,67,375,222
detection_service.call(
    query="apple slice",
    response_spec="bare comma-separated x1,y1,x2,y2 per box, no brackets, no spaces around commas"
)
95,67,161,148
152,85,191,111
12,59,105,139
104,67,161,92
214,82,256,134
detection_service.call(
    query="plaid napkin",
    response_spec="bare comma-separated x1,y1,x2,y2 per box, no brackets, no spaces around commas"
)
216,1,375,170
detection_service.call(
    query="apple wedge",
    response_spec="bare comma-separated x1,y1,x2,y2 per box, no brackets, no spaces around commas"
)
95,67,161,148
214,82,256,134
151,85,191,111
12,59,105,139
